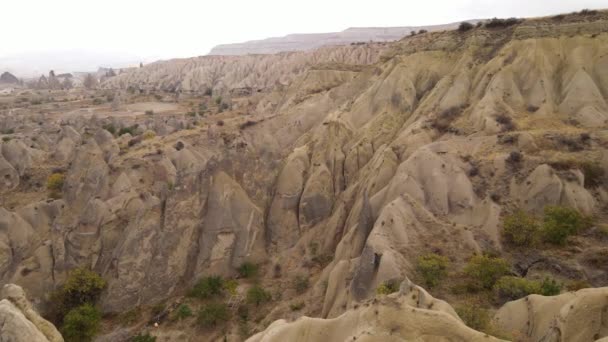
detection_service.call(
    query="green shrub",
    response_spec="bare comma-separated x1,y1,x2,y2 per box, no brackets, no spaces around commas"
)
311,254,333,267
376,280,400,295
246,285,271,306
197,302,230,327
61,304,101,342
102,124,116,135
540,277,561,296
237,262,258,279
47,173,65,194
189,276,224,299
142,130,156,140
494,276,561,303
464,255,510,290
580,161,604,188
458,22,474,32
484,17,521,28
175,304,193,320
131,333,157,342
118,125,138,136
542,206,588,245
566,279,590,291
2,137,10,142
223,279,239,295
151,302,165,317
416,253,449,288
60,268,106,310
215,96,222,105
503,210,540,246
494,276,541,302
118,308,141,326
455,304,490,331
145,110,154,115
290,302,305,311
293,275,309,294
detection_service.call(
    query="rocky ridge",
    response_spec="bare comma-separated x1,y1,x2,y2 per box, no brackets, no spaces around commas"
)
208,22,477,56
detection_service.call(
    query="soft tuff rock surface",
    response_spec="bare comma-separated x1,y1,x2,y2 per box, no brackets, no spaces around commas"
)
0,284,63,342
494,287,608,342
248,278,504,342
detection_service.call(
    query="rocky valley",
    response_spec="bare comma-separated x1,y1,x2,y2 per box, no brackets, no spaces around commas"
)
1,9,608,342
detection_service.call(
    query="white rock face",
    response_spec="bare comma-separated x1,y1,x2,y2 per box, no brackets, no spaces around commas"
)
0,284,63,342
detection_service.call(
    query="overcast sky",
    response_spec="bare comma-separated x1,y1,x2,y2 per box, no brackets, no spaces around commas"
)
1,0,606,74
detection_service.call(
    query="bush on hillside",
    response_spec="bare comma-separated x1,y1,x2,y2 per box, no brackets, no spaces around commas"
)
580,161,605,188
131,333,157,342
416,253,449,288
197,302,230,327
293,275,309,294
503,210,540,246
493,276,541,302
376,280,400,295
464,255,510,290
61,304,101,342
175,304,193,320
484,17,521,28
246,285,272,306
540,277,562,296
542,206,588,245
189,276,224,299
102,124,116,135
237,262,259,279
142,130,156,140
455,304,491,331
51,268,106,319
47,173,65,192
118,125,139,136
458,22,474,32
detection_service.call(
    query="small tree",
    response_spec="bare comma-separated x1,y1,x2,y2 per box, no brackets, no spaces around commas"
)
189,276,224,299
293,275,309,294
237,262,258,279
175,304,193,320
197,302,230,327
61,304,101,342
47,173,65,192
493,276,541,303
417,253,449,288
540,277,561,296
455,304,490,331
542,206,587,245
464,255,510,290
131,333,156,342
458,22,474,32
376,280,399,295
246,285,271,306
503,210,540,246
61,268,107,310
